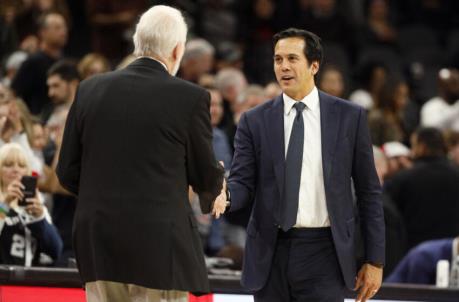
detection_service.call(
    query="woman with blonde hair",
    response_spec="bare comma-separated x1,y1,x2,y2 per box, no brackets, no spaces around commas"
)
77,53,110,80
0,143,62,266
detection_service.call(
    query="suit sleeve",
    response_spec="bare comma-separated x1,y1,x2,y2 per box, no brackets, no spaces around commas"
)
352,108,385,265
227,112,257,212
56,87,83,195
186,90,224,214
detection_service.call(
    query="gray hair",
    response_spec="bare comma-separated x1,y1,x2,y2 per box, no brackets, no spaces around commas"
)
183,38,215,62
133,6,188,59
237,85,266,104
215,68,247,92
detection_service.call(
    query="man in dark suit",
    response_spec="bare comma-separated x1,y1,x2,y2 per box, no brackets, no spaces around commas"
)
385,127,459,249
217,28,385,302
56,5,224,302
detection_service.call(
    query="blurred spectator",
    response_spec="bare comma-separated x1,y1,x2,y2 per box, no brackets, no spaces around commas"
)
0,84,43,175
45,60,80,122
215,41,243,71
358,0,397,48
297,0,355,52
203,88,233,255
373,146,407,277
179,38,215,83
39,106,75,266
77,53,110,80
0,3,19,63
382,141,412,179
234,84,267,123
209,88,232,170
264,82,282,99
0,143,62,266
421,68,459,131
196,0,237,51
238,0,279,84
198,73,216,88
446,131,459,167
349,60,388,110
318,64,346,98
385,127,459,249
11,12,68,116
86,0,147,62
2,51,28,87
215,67,247,145
28,118,46,167
397,0,459,35
14,0,70,42
386,237,459,285
368,78,408,146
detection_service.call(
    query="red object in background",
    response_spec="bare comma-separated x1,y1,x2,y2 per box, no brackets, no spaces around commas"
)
189,293,213,302
0,286,215,302
0,286,86,302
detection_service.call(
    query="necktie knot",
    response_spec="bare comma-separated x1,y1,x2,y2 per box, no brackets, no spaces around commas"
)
293,102,306,114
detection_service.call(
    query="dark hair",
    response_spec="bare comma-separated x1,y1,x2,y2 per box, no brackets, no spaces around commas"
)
47,59,80,82
356,60,388,90
377,77,405,113
273,28,323,66
414,127,447,156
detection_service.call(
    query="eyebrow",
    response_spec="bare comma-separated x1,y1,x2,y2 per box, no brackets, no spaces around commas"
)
274,53,300,58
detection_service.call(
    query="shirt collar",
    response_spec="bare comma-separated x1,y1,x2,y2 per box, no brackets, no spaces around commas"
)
138,56,168,72
283,86,319,115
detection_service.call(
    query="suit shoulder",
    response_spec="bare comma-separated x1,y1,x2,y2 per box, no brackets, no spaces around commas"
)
77,70,118,90
168,76,208,97
243,98,275,119
321,91,364,113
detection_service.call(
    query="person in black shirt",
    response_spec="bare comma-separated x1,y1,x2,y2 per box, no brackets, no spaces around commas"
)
11,12,68,118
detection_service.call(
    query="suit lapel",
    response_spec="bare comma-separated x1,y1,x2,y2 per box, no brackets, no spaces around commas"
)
264,95,285,196
319,91,340,185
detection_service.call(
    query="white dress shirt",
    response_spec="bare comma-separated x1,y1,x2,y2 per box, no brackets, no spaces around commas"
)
283,87,330,227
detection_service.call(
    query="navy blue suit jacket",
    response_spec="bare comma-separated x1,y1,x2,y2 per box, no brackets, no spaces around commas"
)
228,91,385,291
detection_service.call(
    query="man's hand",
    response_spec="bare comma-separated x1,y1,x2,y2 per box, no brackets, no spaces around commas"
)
212,161,227,218
212,177,227,219
354,263,383,302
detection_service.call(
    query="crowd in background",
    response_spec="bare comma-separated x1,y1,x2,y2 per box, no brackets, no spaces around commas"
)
1,0,459,285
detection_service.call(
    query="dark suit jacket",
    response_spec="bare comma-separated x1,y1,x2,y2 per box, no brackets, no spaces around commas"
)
228,92,385,291
385,156,459,249
56,58,224,293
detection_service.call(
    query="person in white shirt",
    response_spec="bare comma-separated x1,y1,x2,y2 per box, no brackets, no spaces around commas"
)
421,68,459,131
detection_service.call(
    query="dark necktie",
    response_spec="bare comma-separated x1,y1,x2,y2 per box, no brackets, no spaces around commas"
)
281,102,306,231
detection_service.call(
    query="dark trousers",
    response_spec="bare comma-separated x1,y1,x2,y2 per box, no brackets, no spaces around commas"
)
254,227,345,302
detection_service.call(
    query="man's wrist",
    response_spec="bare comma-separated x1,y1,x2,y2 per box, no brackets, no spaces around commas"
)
225,185,231,210
365,261,384,268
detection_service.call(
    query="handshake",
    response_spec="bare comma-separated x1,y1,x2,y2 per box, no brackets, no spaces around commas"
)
211,162,229,219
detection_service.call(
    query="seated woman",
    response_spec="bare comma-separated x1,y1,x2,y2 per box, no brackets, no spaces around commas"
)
0,143,62,266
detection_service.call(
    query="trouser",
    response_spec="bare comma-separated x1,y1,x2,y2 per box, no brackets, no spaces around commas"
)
254,227,345,302
85,280,188,302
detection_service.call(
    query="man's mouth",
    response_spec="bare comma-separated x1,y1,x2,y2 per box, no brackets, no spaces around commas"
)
281,76,294,81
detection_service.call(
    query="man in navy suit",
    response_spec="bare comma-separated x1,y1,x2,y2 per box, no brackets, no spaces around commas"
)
215,28,385,302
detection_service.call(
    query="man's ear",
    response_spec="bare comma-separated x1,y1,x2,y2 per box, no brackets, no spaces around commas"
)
172,42,185,62
311,61,320,76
